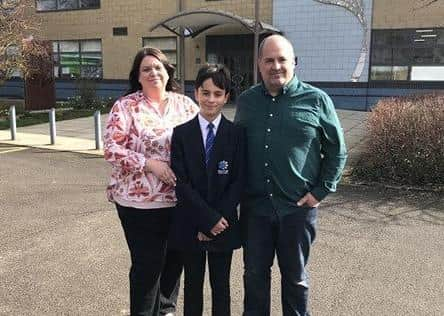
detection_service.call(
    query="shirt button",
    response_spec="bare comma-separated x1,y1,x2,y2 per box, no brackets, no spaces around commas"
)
267,179,271,183
264,162,268,167
269,193,273,197
267,128,271,132
272,98,275,102
265,145,269,149
269,113,273,117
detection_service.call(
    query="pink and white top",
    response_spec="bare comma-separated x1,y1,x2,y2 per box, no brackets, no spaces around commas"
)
104,90,199,209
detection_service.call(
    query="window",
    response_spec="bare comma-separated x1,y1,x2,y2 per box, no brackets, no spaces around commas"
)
142,37,177,67
113,27,128,36
411,66,444,81
1,0,18,11
370,28,444,81
370,66,409,81
4,45,21,78
52,39,102,79
36,0,100,12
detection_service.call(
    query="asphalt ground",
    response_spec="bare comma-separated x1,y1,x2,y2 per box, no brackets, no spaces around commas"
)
0,146,443,315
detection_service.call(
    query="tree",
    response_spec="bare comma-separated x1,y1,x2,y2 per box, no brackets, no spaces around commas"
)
0,0,49,84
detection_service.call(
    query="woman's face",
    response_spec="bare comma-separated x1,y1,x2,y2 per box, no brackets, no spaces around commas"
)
138,55,169,92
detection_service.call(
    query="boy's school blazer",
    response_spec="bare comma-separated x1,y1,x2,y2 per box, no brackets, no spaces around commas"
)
169,114,246,252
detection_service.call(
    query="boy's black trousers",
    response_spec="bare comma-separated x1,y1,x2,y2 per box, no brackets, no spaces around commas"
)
182,250,233,316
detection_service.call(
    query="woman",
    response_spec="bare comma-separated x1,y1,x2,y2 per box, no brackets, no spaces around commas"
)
104,47,199,315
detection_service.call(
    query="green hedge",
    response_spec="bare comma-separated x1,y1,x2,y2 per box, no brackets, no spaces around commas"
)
0,100,25,116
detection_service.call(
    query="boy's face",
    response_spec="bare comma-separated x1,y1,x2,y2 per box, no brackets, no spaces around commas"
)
195,78,229,122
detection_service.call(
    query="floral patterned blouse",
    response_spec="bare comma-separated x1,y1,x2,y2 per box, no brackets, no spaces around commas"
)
104,90,199,209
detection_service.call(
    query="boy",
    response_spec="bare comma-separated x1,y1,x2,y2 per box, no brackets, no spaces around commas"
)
169,64,246,316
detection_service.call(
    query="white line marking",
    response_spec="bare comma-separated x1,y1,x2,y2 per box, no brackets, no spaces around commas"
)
0,147,28,154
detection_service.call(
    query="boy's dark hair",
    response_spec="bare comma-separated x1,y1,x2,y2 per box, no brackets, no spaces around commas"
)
194,64,231,94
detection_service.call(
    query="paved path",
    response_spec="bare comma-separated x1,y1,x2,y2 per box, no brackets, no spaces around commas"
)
1,147,442,315
0,107,369,163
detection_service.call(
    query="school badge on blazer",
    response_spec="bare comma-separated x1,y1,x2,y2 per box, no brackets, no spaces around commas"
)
217,160,229,174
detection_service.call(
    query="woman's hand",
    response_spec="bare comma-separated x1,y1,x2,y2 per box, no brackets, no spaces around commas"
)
146,159,176,186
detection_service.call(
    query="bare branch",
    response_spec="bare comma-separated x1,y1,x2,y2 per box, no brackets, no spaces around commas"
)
0,0,48,85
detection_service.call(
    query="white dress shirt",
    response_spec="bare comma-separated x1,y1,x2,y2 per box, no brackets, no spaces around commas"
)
198,113,222,148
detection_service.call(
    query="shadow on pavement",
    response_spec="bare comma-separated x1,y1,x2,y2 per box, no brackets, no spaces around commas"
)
323,185,444,226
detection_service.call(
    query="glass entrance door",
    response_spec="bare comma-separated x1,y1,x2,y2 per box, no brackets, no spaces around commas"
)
206,34,254,101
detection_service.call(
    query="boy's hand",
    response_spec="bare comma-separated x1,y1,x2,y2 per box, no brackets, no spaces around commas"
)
210,217,229,235
197,232,212,241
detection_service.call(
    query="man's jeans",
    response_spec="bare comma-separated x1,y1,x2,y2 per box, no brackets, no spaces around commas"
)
242,208,317,316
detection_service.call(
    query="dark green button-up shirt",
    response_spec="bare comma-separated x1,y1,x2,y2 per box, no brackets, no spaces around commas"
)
234,75,347,217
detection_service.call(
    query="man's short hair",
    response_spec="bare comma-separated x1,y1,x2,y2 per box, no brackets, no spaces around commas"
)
194,64,231,94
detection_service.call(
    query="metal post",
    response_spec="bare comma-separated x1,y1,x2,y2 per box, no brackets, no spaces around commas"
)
178,0,185,93
179,35,185,93
94,110,102,150
49,108,56,145
253,0,260,84
9,105,16,140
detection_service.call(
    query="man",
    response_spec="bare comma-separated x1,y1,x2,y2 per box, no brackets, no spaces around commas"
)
234,34,347,315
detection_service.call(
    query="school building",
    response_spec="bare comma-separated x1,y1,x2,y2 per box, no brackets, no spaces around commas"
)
1,0,443,110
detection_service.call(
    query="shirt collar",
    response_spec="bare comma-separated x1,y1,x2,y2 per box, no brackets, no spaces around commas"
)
260,75,299,96
198,113,222,132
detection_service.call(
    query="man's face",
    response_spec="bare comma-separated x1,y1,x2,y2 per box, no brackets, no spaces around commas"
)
258,37,295,94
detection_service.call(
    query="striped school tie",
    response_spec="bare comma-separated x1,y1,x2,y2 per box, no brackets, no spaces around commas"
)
205,122,215,165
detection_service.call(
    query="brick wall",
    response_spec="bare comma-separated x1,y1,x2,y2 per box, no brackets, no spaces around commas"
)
373,0,444,29
36,0,272,80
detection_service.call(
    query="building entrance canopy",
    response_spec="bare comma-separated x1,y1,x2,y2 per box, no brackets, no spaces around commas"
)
149,9,281,37
150,9,281,88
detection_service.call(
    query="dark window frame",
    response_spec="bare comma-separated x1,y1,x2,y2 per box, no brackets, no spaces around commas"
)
52,38,103,79
113,27,128,36
35,0,100,13
142,36,178,68
369,28,444,82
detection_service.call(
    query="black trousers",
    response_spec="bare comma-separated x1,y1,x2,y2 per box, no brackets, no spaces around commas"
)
183,250,233,316
117,204,182,316
159,249,183,315
242,208,317,316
